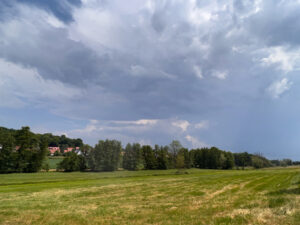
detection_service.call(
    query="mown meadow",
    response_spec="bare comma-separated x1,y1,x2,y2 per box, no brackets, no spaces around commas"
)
46,157,64,170
0,167,299,225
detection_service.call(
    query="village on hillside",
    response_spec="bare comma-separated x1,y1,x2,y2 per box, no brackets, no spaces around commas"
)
48,146,81,156
10,146,81,156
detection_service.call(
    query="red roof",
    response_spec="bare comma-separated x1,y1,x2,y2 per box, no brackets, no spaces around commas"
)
64,147,73,153
48,147,60,154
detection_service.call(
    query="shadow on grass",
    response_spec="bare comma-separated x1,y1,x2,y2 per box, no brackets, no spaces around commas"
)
268,188,300,196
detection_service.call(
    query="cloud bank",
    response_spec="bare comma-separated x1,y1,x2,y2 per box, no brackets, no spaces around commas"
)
1,0,300,159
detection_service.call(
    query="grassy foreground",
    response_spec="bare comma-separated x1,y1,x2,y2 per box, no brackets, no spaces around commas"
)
0,168,299,225
46,157,64,170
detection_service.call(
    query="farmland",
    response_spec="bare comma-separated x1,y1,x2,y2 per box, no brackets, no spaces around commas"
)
0,167,299,225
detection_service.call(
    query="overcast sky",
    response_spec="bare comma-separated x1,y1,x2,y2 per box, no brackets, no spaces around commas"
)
1,0,300,159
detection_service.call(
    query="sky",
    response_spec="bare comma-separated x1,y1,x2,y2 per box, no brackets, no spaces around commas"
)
1,0,300,160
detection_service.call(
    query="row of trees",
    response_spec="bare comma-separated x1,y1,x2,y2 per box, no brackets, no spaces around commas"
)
123,144,236,170
190,147,235,169
270,159,293,167
234,152,272,169
58,140,272,172
0,126,291,173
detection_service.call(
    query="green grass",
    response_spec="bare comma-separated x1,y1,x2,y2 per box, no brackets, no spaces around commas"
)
0,167,299,225
45,157,64,169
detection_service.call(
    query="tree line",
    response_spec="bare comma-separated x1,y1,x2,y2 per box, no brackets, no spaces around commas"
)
56,140,280,172
0,126,83,152
0,126,84,173
0,127,47,173
0,126,295,173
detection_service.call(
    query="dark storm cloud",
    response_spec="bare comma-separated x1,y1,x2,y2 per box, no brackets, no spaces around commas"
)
0,28,103,85
0,0,290,119
0,0,81,22
0,1,282,102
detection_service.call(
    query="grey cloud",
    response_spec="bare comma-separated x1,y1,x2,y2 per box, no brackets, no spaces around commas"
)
151,9,166,33
244,1,300,47
5,0,81,22
2,1,300,159
0,0,282,120
0,26,104,85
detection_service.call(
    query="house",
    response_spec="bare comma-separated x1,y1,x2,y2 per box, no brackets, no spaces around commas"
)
64,147,73,153
48,147,60,155
11,146,21,152
48,146,80,155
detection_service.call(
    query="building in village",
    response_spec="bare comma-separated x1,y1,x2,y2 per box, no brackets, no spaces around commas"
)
48,146,81,155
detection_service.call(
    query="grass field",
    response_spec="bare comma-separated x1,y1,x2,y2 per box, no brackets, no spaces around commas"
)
0,168,299,225
45,157,64,170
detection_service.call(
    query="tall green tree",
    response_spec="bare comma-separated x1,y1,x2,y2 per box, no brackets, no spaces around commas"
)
123,143,143,170
89,139,122,171
175,153,185,169
168,140,182,168
14,127,47,173
154,145,168,170
57,152,86,172
181,148,191,169
222,152,235,169
251,154,271,169
0,130,16,173
234,152,252,169
81,144,93,157
142,145,157,170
